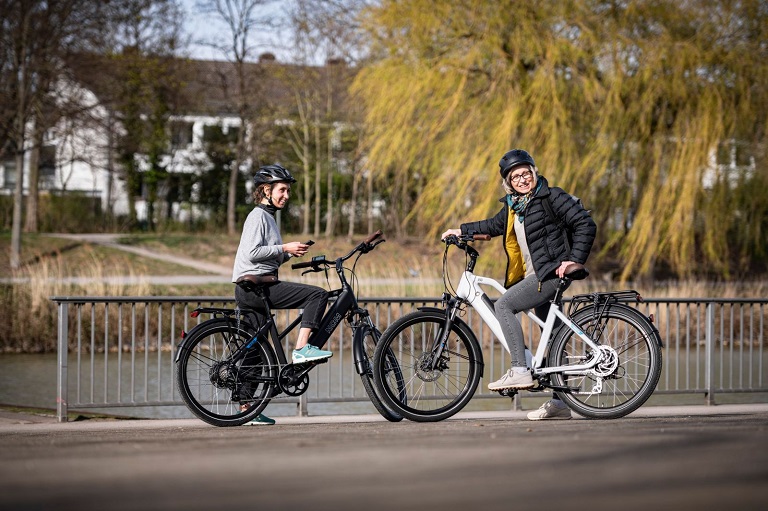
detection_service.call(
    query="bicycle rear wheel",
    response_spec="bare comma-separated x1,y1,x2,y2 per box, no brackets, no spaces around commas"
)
176,319,278,427
358,328,405,422
373,310,482,422
548,303,662,419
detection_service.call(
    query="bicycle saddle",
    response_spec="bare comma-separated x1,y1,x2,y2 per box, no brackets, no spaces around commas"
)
563,263,589,281
236,274,279,291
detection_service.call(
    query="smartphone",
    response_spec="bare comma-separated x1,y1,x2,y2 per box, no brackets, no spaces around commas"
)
304,240,315,246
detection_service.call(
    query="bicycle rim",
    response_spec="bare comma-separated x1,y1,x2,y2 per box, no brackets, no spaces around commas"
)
176,321,277,427
374,311,481,422
359,329,404,422
548,304,662,419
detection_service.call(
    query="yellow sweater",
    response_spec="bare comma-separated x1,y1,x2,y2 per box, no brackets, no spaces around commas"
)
504,208,525,288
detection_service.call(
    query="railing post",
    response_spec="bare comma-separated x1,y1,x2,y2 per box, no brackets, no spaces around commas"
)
298,394,308,417
705,302,716,406
56,301,69,422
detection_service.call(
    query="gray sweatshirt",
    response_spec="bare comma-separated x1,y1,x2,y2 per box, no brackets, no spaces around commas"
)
232,207,290,282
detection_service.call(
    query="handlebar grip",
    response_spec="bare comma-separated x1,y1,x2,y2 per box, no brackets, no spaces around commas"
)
473,234,491,241
363,230,383,244
291,261,315,270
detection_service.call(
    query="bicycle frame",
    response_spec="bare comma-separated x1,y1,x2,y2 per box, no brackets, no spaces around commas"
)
454,269,603,378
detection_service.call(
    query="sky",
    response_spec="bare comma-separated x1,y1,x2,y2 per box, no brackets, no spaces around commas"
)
181,0,293,62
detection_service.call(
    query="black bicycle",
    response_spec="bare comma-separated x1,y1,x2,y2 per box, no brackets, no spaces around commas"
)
175,230,406,427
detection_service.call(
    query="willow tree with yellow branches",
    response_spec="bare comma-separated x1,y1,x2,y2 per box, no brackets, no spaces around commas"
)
351,0,767,280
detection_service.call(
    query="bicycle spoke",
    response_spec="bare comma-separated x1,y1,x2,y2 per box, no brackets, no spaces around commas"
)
374,312,481,421
550,304,661,419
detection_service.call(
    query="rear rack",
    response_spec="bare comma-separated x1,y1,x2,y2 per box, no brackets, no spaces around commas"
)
568,290,642,317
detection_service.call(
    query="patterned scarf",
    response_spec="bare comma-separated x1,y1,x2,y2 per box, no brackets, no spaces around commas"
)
505,179,542,222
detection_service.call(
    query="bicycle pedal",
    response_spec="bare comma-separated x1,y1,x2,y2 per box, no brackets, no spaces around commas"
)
495,388,518,398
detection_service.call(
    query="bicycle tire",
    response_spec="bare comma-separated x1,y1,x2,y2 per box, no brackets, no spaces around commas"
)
176,319,278,427
373,310,482,422
547,303,662,419
358,328,405,422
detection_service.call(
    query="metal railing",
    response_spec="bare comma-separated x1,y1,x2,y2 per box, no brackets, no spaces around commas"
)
52,296,767,422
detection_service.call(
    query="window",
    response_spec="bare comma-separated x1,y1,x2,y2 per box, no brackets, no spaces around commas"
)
2,159,16,190
40,145,56,188
170,121,194,148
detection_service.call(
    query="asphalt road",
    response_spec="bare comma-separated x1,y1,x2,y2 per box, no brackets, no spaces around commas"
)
1,405,767,511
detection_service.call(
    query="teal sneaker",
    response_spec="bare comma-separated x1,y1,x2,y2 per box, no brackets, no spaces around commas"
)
292,344,333,364
244,413,275,426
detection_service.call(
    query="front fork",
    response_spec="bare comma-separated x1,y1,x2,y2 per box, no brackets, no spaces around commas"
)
351,308,377,375
427,296,462,371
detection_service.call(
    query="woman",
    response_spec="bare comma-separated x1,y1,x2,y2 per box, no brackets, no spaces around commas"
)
233,163,331,425
441,149,596,420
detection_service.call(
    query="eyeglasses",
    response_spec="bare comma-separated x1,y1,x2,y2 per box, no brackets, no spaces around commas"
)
509,170,533,183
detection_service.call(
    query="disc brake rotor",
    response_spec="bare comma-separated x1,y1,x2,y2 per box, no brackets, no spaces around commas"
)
590,345,619,378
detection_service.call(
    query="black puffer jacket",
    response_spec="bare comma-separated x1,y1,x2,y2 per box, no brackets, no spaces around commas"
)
460,176,597,284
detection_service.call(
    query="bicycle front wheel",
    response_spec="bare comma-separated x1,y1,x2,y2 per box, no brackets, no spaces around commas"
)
358,328,404,422
373,310,482,422
176,319,278,427
548,303,662,419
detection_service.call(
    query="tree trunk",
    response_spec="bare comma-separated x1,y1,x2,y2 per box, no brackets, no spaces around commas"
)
313,118,321,238
348,160,359,239
324,128,333,237
227,157,239,234
302,111,311,236
10,149,25,269
10,34,28,270
105,110,115,228
24,123,41,233
366,168,374,234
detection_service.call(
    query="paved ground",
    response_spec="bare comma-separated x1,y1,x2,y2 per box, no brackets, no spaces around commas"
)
1,404,767,511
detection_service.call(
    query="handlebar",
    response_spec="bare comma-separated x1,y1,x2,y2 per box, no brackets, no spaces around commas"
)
363,229,383,244
442,233,491,245
291,256,328,270
290,231,385,273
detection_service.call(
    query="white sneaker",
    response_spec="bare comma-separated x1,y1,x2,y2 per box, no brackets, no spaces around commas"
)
527,399,572,420
488,368,534,390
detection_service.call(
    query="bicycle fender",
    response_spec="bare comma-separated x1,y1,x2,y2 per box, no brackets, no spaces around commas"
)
613,303,665,348
416,307,485,374
352,325,377,375
174,318,258,363
174,319,223,363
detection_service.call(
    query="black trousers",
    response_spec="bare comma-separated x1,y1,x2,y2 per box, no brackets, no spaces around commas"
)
234,280,329,331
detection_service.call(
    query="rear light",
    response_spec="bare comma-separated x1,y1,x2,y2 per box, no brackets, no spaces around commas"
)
190,311,200,318
648,314,655,323
637,294,644,302
180,330,186,339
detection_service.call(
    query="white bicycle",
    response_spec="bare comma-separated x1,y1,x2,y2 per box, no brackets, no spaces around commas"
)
372,233,663,422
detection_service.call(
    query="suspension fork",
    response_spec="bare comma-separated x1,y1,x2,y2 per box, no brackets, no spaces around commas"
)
428,297,462,371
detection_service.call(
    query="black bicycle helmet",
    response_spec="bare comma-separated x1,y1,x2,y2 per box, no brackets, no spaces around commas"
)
499,149,535,179
253,164,297,186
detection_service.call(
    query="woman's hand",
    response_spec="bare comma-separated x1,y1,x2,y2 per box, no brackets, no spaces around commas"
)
441,228,461,240
283,241,311,257
556,261,577,278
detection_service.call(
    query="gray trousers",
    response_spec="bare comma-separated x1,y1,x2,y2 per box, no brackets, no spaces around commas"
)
495,274,563,367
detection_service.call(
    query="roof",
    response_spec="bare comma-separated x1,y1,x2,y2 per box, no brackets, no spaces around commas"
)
67,53,357,119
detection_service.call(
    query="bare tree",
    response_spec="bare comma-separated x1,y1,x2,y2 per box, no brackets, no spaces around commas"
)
287,0,369,237
1,0,112,268
196,0,280,234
